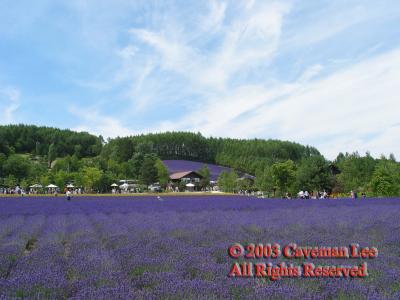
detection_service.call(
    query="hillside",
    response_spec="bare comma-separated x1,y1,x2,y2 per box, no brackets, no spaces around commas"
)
101,132,321,175
1,124,399,196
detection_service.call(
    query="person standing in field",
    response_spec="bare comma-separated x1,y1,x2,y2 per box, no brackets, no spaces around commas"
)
66,190,71,201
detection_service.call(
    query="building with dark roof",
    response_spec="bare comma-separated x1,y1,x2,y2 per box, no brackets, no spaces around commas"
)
169,171,203,182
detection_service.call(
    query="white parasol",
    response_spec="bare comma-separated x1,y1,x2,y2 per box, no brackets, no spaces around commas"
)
30,184,43,188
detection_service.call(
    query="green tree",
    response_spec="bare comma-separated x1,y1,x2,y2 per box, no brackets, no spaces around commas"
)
140,154,158,186
48,143,57,167
35,141,40,156
336,152,376,192
218,171,228,192
82,167,103,192
29,162,48,183
135,142,154,155
71,172,84,189
119,162,130,178
6,175,17,188
369,160,400,196
74,144,83,158
198,165,211,189
107,159,123,177
39,174,50,188
3,155,31,180
237,178,252,191
254,166,275,194
271,160,296,195
20,179,29,191
54,170,70,190
296,156,333,192
0,153,6,177
53,155,81,173
97,171,116,193
155,159,169,188
218,171,238,193
127,153,145,179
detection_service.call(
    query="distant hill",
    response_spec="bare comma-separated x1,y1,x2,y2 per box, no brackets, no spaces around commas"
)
1,124,322,179
103,132,321,175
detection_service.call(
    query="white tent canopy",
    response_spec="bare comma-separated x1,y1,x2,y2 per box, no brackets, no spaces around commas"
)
66,184,74,188
29,184,43,188
46,184,58,188
185,183,195,187
111,183,118,187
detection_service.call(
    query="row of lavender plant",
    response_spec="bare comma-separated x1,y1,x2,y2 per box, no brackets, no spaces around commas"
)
0,196,399,299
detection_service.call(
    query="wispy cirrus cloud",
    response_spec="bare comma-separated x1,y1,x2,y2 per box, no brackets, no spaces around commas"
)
129,1,290,92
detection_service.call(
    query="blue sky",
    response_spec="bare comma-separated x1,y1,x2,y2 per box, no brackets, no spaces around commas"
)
0,0,399,160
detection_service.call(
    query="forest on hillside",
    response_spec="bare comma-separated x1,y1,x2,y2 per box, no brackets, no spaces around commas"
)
0,124,399,196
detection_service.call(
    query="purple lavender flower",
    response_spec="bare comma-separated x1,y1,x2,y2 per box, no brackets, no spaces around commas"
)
0,196,399,299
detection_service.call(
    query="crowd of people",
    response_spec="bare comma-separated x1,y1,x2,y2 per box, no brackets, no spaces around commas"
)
63,188,83,195
0,186,25,195
1,185,367,200
296,190,329,199
350,190,367,199
227,189,367,199
0,186,84,195
238,190,330,199
238,190,259,196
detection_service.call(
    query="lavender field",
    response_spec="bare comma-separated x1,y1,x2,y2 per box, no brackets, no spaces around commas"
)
0,196,399,299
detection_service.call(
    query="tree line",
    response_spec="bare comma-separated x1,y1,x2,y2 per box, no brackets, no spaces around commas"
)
0,125,399,196
218,152,400,197
0,124,102,158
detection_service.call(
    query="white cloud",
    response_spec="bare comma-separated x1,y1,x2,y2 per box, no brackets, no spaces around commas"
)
298,64,323,82
154,48,400,160
200,0,227,33
283,3,374,48
363,124,400,158
130,1,290,91
68,106,133,138
117,45,138,60
0,87,20,124
130,28,195,75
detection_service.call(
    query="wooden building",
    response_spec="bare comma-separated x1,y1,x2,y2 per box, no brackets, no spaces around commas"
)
169,171,203,184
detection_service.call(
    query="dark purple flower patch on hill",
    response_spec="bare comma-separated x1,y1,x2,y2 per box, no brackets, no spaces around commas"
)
163,160,234,180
